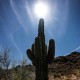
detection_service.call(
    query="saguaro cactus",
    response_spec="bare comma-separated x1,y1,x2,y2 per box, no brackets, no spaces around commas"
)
27,18,55,80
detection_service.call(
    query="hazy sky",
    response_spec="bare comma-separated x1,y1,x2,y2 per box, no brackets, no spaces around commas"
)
0,0,80,63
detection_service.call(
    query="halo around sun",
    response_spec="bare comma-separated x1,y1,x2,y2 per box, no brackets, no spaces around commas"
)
33,1,50,19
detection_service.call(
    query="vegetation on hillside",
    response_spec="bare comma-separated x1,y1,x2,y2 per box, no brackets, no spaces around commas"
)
0,47,80,80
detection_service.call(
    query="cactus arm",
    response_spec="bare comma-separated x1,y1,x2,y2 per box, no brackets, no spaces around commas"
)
47,39,55,64
27,49,35,65
27,49,33,60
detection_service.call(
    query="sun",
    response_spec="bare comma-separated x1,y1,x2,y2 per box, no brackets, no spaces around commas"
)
34,2,49,19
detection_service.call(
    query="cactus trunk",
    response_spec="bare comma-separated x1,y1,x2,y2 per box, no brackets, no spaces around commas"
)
27,19,55,80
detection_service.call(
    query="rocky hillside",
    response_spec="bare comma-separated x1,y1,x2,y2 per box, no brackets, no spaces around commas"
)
48,51,80,80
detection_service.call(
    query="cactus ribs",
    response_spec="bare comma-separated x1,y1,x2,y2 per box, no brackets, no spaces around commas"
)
27,19,55,80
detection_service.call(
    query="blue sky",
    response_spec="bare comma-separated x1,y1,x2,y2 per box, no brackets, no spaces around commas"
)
0,0,80,63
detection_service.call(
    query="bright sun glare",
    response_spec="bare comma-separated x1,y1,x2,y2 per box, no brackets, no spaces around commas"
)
34,2,49,19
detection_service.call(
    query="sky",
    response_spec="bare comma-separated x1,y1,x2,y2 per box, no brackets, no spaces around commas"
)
0,0,80,63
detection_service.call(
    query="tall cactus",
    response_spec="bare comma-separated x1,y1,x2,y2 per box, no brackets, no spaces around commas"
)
27,18,55,80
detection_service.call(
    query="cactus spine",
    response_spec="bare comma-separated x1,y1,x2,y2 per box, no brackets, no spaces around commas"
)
27,19,55,80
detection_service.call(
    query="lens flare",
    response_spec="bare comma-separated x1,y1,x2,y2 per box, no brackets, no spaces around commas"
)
34,2,49,19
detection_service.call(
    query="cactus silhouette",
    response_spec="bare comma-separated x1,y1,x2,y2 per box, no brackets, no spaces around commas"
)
27,19,55,80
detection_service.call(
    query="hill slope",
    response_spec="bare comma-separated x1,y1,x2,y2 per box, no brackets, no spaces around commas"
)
48,51,80,80
1,51,80,80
